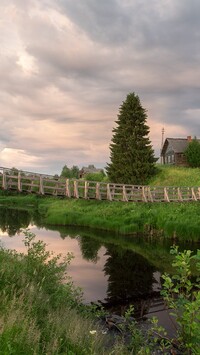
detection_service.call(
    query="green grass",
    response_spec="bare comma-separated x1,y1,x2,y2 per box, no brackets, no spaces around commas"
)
0,193,200,241
38,198,200,242
149,165,200,186
0,230,129,355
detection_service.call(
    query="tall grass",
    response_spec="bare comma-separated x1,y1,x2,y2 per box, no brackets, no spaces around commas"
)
38,198,200,241
0,230,128,354
149,165,200,186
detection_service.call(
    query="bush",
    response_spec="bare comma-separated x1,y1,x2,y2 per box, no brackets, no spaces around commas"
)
160,246,200,354
185,139,200,167
0,230,109,354
84,172,106,182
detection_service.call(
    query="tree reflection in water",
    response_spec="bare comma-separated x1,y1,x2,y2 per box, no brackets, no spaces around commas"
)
102,245,159,317
0,208,31,236
76,234,160,318
78,235,101,263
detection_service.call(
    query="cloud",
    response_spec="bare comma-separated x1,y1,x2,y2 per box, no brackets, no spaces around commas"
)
0,0,200,174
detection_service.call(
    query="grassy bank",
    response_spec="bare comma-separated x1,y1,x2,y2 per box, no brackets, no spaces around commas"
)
149,165,200,186
0,192,200,241
38,198,200,242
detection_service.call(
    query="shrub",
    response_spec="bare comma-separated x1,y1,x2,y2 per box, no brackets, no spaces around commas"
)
185,139,200,167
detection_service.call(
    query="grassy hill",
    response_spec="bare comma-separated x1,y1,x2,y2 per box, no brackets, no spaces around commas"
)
149,165,200,186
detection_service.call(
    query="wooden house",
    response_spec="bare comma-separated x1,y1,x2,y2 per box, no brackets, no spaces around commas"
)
161,136,197,166
79,165,104,178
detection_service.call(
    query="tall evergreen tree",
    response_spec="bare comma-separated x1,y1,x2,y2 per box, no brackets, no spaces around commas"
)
106,92,155,184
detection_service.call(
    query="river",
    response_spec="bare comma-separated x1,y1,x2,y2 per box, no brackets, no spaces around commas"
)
0,207,198,337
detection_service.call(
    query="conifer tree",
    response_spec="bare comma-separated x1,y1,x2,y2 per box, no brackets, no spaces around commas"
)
106,92,155,184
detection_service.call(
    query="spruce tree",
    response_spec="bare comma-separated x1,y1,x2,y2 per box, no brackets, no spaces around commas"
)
106,92,155,184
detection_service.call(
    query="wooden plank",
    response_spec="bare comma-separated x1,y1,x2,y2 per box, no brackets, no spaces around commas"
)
164,187,170,202
191,187,197,201
39,175,44,195
147,187,153,202
177,187,183,202
198,187,200,200
107,184,112,201
122,185,128,202
18,172,22,192
2,171,6,189
74,180,79,198
142,186,147,202
84,181,88,199
66,179,71,197
96,182,101,200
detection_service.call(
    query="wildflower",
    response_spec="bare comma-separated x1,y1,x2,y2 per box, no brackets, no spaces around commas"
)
89,330,97,335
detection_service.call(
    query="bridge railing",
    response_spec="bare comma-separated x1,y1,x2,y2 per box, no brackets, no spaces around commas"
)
0,167,200,202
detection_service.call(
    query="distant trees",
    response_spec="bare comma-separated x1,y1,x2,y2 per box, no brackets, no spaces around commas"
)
106,92,156,184
60,165,79,179
185,138,200,167
84,171,106,182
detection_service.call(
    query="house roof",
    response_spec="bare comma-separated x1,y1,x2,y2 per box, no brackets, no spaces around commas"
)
161,138,200,155
79,165,103,175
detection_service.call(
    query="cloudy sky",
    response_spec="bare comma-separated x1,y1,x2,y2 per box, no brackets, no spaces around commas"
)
0,0,200,174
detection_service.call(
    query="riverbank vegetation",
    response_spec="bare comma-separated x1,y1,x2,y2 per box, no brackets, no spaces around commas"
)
1,191,200,241
148,165,200,187
38,198,200,241
0,230,125,354
0,230,199,354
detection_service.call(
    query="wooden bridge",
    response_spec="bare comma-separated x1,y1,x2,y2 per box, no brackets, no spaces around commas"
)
0,167,200,203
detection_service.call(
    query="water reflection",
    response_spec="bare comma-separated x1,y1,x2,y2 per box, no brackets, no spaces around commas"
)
0,207,31,236
101,245,158,317
78,235,101,263
0,207,197,324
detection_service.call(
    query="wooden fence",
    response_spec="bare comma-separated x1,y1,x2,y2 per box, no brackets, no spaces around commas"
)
0,167,200,203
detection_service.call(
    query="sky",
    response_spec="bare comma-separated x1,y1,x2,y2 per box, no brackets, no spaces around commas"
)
0,0,200,175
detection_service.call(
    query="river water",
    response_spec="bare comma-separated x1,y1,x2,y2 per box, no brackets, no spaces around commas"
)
0,207,198,336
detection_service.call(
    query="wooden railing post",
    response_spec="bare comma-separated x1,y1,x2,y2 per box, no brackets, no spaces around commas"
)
84,181,88,199
198,187,200,200
147,187,153,202
164,187,170,202
39,175,44,195
74,180,79,198
142,186,147,202
107,184,112,201
177,187,183,202
96,182,101,200
66,179,71,198
18,171,22,192
191,187,197,201
2,170,6,189
122,185,128,202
